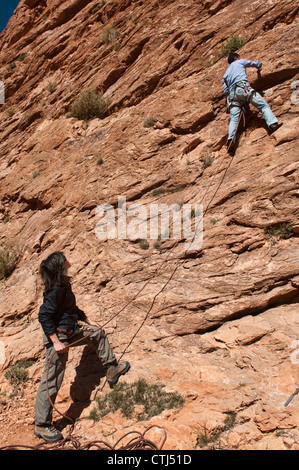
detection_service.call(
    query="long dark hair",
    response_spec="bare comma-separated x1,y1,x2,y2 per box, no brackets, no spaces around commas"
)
40,251,69,291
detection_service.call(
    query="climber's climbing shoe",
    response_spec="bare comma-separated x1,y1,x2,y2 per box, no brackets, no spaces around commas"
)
268,121,283,134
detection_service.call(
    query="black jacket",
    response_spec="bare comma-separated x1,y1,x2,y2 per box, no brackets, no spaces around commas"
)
38,283,87,337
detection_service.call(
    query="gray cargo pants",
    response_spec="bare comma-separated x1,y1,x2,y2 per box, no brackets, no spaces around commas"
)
35,325,116,426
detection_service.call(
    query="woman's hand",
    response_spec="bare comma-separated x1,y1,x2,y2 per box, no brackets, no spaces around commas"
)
53,340,68,354
49,333,68,353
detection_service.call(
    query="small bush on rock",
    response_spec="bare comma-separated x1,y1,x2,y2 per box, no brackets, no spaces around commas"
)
219,35,250,58
70,88,110,121
0,243,19,280
91,379,184,421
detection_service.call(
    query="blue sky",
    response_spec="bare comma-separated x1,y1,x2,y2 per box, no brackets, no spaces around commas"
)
0,1,21,33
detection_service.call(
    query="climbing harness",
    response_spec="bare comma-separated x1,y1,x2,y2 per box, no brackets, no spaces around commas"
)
225,80,253,153
226,80,254,112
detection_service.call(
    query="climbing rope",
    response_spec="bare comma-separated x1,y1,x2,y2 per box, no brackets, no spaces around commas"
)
102,131,241,331
0,425,167,451
1,117,241,451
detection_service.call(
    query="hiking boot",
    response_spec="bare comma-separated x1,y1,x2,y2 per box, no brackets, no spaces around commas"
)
226,138,235,155
106,361,130,388
269,121,283,134
34,425,63,443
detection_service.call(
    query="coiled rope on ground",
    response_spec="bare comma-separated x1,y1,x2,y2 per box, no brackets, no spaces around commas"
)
0,425,167,450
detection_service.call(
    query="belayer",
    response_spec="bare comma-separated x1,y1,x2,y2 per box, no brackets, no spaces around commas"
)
34,251,130,443
223,52,283,151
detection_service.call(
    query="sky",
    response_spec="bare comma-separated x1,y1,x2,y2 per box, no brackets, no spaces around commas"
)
0,1,21,34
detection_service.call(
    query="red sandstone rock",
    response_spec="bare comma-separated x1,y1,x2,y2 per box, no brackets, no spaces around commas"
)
0,0,298,450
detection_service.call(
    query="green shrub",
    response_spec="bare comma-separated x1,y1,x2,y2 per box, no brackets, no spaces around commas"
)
94,152,104,165
4,359,34,386
6,108,15,118
92,379,184,421
150,185,186,197
91,4,102,14
46,82,57,94
143,117,157,128
102,27,121,45
0,243,19,280
139,239,149,250
265,222,293,241
17,53,27,62
151,188,166,197
154,234,162,249
219,35,250,58
70,88,110,121
197,412,237,449
202,155,214,169
7,62,16,72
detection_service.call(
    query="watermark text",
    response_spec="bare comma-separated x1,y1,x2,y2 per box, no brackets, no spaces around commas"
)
95,197,203,251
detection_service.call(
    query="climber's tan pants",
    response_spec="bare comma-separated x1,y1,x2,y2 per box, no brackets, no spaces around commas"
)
35,325,116,426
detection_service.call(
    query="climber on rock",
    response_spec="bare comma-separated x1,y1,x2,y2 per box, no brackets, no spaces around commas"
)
223,52,283,151
34,251,130,443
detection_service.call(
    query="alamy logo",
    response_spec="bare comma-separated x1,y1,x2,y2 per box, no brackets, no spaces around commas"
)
0,81,5,105
95,197,203,251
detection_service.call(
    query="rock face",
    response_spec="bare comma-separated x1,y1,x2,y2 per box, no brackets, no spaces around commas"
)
0,0,298,450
